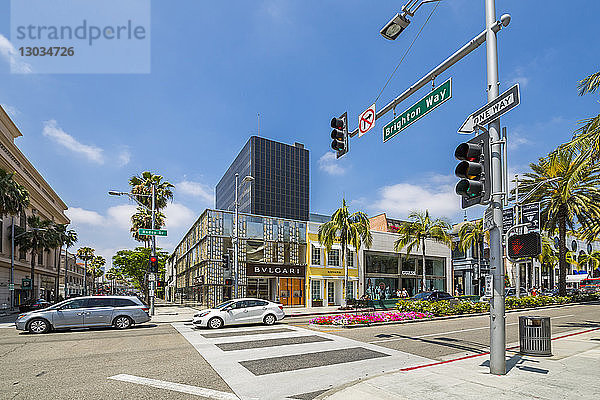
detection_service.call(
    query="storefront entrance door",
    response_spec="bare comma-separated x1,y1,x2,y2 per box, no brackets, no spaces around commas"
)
327,281,335,305
279,278,304,306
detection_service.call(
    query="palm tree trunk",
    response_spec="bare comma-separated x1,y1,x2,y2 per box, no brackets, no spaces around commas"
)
477,240,482,296
84,259,88,296
64,247,69,298
30,250,36,300
558,206,567,296
342,237,347,307
421,238,426,292
55,246,61,302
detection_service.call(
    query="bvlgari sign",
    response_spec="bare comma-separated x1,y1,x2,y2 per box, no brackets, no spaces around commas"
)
247,264,306,278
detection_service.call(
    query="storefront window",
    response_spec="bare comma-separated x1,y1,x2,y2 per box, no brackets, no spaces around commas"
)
311,246,321,265
247,216,264,239
328,249,340,266
366,252,398,274
246,240,264,262
365,277,397,299
346,281,354,299
311,280,321,300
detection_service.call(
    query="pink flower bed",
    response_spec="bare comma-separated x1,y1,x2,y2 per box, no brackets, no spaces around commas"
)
309,311,433,326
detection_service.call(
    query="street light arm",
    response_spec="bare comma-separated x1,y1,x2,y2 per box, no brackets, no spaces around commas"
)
515,177,560,205
405,0,442,17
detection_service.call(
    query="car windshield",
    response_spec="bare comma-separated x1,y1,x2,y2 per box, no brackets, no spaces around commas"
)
46,299,71,310
412,292,431,300
214,301,234,309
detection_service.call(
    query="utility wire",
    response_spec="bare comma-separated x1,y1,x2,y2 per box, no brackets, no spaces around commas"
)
374,0,441,104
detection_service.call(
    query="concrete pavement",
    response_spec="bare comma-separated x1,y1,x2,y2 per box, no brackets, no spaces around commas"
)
318,328,600,400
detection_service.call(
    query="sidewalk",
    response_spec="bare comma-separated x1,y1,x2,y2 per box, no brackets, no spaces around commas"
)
318,328,600,399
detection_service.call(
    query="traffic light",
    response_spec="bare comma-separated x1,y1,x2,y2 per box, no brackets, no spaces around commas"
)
507,232,542,259
156,280,164,288
224,279,233,286
223,254,231,279
149,255,158,273
454,131,491,208
331,112,349,158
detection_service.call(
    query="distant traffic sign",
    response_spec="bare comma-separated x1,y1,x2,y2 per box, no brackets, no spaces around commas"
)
138,228,167,236
358,103,376,137
484,206,495,231
383,78,452,142
458,84,520,134
521,202,541,231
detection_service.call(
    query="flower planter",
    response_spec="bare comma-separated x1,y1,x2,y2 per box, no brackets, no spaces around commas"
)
312,299,323,307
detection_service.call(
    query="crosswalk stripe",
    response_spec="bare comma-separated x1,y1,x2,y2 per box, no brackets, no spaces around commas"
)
108,374,238,400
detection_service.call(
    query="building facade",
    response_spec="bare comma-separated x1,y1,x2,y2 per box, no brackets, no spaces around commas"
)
215,136,309,221
58,252,92,299
0,106,70,306
172,208,307,308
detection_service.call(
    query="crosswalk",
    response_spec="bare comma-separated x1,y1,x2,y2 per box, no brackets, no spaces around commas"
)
172,322,432,400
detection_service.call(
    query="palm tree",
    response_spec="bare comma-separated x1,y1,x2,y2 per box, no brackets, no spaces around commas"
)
105,267,120,294
518,148,600,295
538,235,558,290
579,250,600,277
13,215,54,300
89,256,106,294
76,247,95,296
457,219,488,295
318,199,372,305
55,225,78,298
0,168,29,217
565,70,600,158
394,210,451,293
128,172,174,246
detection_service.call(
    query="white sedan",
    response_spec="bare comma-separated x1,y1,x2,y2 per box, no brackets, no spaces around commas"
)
193,298,285,329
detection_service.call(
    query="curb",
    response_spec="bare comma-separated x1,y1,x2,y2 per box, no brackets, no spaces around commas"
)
307,300,600,329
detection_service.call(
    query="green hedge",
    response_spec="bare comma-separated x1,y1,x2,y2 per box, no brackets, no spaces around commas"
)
396,293,600,317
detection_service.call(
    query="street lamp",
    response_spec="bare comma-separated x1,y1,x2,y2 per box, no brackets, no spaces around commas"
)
380,0,442,40
233,174,254,298
108,187,157,315
10,225,47,308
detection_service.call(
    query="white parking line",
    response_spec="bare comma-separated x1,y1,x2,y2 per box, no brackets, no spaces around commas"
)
108,374,239,400
369,314,575,343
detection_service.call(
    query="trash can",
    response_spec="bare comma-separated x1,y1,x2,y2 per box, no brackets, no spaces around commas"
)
519,316,552,356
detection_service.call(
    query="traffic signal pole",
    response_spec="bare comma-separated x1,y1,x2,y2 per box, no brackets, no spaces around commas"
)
485,0,506,375
150,183,156,316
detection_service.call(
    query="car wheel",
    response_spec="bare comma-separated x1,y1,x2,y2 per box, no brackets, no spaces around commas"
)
28,318,50,334
208,317,223,329
113,316,133,330
263,314,276,326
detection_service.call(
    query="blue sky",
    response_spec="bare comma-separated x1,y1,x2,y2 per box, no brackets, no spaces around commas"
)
0,0,598,266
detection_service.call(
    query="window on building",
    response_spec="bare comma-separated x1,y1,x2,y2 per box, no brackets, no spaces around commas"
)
346,281,354,299
327,249,340,267
366,253,398,274
311,280,321,300
38,251,43,265
311,246,321,265
347,250,354,268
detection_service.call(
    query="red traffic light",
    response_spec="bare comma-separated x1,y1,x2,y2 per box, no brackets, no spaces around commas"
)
507,232,542,259
150,256,157,263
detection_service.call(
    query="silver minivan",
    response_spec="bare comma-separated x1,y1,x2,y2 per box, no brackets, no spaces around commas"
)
15,296,151,334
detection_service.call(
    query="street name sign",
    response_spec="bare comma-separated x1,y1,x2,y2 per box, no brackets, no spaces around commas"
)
485,275,493,297
483,206,495,232
383,78,452,142
138,228,167,236
521,202,541,231
458,84,520,134
358,103,376,137
502,207,514,235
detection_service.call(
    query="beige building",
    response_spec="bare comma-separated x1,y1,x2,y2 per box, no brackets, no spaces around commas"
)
0,105,70,307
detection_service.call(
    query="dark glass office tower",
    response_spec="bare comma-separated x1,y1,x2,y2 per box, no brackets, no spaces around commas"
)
216,136,309,221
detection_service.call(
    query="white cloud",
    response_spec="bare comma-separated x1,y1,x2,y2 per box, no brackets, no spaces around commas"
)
106,204,137,230
164,203,197,229
0,34,32,73
42,120,104,164
1,104,20,118
176,180,214,205
318,151,346,176
65,207,104,226
117,148,131,166
356,174,461,220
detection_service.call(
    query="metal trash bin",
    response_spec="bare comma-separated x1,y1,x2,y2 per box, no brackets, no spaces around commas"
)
519,316,552,356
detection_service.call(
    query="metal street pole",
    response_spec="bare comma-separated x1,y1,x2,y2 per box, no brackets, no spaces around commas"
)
150,183,156,316
515,174,521,298
486,0,506,375
10,217,15,309
233,173,239,299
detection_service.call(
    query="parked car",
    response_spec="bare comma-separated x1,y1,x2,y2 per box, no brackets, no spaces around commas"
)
409,291,457,303
15,296,150,334
18,299,52,313
193,298,285,329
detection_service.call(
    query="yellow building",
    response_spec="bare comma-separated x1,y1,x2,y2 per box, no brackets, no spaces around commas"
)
306,221,358,307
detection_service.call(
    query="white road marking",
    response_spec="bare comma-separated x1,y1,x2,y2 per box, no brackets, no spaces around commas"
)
108,374,238,400
0,323,15,329
369,314,575,343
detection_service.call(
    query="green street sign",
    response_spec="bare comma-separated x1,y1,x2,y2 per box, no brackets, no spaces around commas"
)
383,78,452,142
21,278,31,289
138,228,167,237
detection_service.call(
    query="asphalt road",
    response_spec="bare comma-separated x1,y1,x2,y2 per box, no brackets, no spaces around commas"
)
0,322,233,400
298,302,600,360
